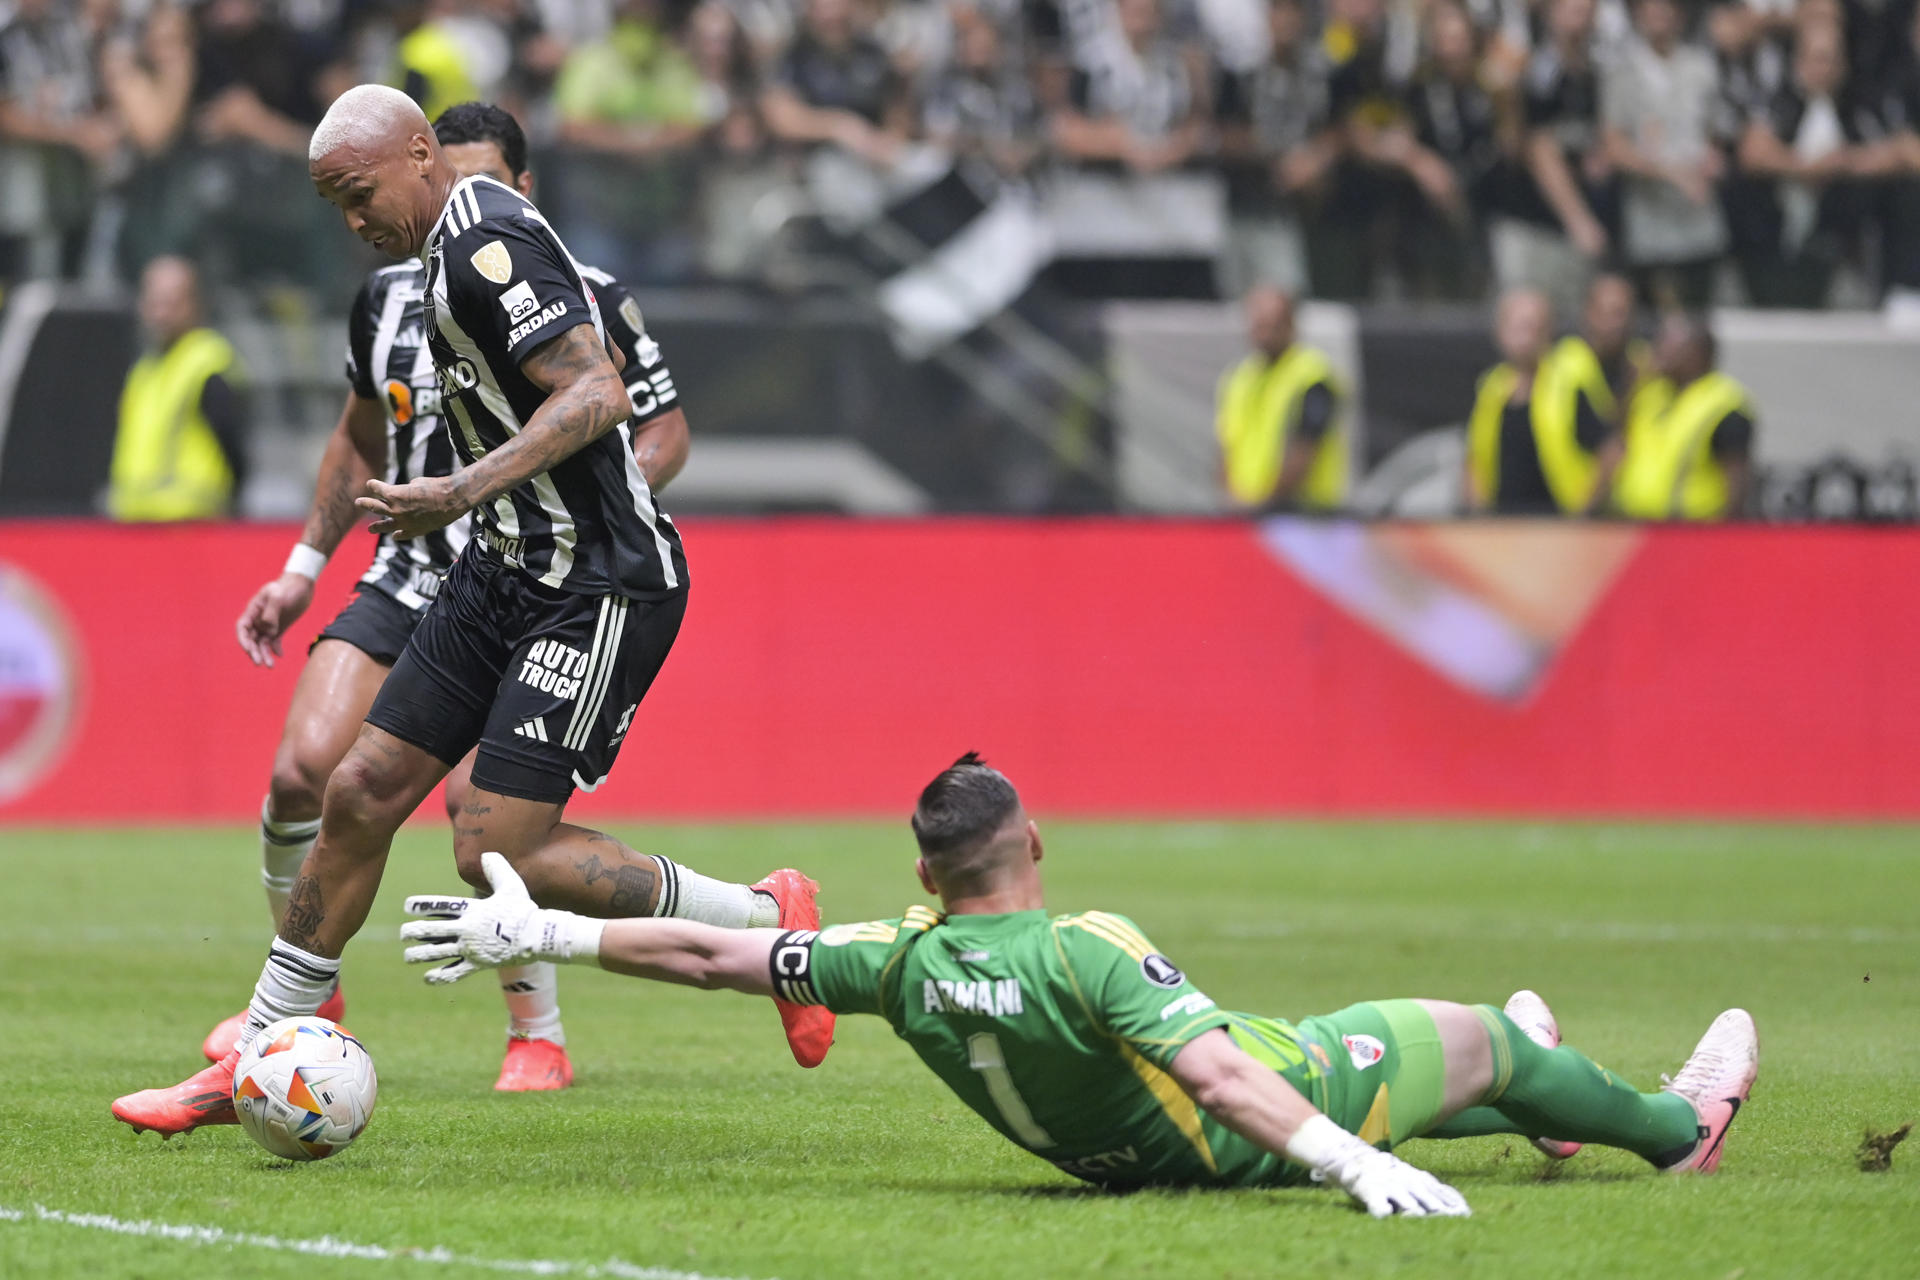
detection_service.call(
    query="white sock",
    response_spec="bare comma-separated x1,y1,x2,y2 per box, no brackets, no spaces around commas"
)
499,962,565,1045
260,798,320,927
236,938,340,1054
650,856,779,928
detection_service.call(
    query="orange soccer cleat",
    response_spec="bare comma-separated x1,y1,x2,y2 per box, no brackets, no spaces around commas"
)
202,985,346,1063
753,868,835,1068
112,1051,242,1137
495,1037,573,1091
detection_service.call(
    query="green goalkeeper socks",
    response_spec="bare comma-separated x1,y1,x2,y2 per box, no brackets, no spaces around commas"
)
1426,1008,1700,1166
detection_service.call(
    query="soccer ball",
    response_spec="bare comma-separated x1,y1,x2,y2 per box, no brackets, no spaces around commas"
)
231,1016,378,1161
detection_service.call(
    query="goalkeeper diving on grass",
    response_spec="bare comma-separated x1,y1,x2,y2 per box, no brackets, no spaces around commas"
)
398,754,1759,1217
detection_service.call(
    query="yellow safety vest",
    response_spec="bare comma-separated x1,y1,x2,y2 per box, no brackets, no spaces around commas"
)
1546,335,1651,428
110,328,239,522
1614,371,1752,520
1216,345,1348,511
1467,351,1612,514
395,26,479,124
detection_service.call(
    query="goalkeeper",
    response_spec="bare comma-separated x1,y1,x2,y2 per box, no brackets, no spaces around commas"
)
400,754,1758,1218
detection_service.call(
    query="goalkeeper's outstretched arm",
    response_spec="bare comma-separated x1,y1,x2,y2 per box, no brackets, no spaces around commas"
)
595,918,780,996
400,850,779,994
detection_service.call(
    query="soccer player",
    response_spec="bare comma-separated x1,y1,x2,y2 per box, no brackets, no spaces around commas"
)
216,102,692,1092
398,754,1760,1217
111,84,833,1138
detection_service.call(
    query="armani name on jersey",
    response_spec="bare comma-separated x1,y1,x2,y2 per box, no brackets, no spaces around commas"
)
421,175,686,600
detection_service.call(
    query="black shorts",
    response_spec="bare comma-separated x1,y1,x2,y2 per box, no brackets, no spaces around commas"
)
311,583,422,667
366,549,686,804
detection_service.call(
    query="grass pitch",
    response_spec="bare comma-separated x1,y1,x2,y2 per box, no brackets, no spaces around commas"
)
2,820,1915,1279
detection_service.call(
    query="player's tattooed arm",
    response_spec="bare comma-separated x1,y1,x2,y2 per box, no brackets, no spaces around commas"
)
452,324,630,505
357,326,626,539
304,391,387,553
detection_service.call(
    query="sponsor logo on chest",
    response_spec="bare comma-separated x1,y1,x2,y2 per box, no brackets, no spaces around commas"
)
383,379,441,427
436,358,479,399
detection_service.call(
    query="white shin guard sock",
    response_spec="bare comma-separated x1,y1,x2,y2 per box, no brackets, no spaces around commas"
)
498,962,565,1045
238,938,341,1053
260,798,320,927
650,856,779,928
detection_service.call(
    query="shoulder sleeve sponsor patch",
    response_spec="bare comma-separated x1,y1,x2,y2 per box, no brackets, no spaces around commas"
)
1140,953,1186,988
499,279,539,322
470,239,513,284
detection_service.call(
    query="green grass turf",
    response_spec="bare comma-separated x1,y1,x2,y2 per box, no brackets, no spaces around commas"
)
2,821,1916,1279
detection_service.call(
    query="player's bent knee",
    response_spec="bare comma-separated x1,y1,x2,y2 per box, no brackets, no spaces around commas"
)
442,767,474,825
452,841,490,890
268,745,330,822
322,745,419,837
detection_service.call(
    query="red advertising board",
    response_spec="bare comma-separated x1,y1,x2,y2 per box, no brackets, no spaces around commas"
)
1,518,1916,821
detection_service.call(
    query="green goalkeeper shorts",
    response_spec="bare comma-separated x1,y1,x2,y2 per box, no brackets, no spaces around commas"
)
1288,1000,1449,1151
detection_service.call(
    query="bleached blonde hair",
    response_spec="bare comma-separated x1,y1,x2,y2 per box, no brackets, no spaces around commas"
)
308,84,430,164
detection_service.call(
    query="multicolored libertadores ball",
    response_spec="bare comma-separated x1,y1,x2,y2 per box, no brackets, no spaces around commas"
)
231,1016,377,1161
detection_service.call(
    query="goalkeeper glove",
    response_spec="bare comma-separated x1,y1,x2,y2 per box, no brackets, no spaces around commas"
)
400,851,605,984
1285,1114,1471,1218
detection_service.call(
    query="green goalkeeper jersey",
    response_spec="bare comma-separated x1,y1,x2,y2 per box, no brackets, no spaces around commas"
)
774,907,1327,1188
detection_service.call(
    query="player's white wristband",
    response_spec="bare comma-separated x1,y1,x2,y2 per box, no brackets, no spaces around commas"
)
1285,1114,1366,1173
283,543,328,581
534,910,606,967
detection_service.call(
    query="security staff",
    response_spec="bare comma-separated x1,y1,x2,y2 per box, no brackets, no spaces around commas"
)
1615,313,1755,520
1542,273,1652,510
1465,287,1619,515
1216,286,1348,512
109,256,248,520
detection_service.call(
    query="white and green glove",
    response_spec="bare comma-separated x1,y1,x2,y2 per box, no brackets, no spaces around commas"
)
400,851,605,984
1285,1115,1471,1218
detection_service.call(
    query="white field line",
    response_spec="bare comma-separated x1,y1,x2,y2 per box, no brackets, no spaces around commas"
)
0,1204,770,1280
2,923,409,946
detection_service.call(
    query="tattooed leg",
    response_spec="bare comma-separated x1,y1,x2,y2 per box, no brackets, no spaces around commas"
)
280,724,449,957
450,789,662,917
451,787,773,927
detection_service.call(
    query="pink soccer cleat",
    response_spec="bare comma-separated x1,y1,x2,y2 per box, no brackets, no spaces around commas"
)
112,1051,242,1137
1658,1008,1760,1174
203,985,345,1063
495,1037,573,1091
1504,989,1583,1160
753,868,835,1068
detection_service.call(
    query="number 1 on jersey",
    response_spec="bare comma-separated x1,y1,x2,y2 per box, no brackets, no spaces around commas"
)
967,1032,1054,1149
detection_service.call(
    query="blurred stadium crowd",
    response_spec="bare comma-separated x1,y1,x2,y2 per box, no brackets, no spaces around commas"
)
8,0,1920,310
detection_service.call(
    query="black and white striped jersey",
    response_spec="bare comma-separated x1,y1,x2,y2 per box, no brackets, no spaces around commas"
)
345,255,683,610
422,175,687,601
345,262,465,611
